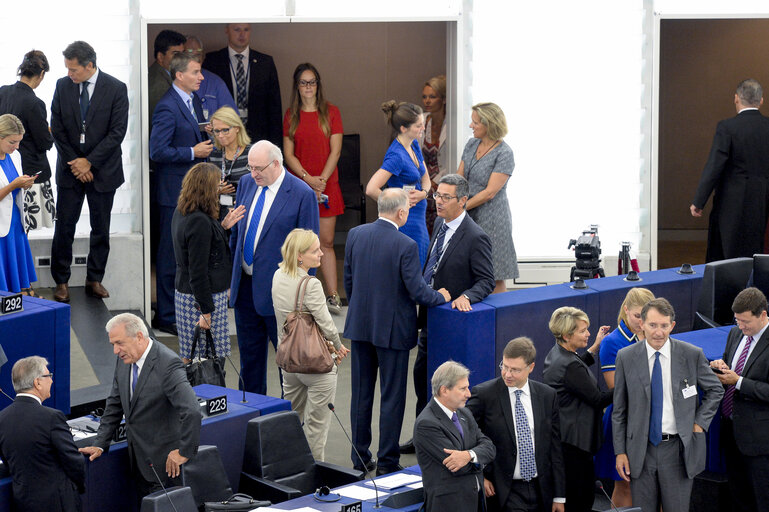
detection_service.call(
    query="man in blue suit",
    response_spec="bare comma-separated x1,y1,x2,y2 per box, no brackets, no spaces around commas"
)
149,52,213,334
229,140,319,394
344,188,450,475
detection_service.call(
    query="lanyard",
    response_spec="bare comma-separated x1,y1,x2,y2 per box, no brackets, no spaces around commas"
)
221,146,242,179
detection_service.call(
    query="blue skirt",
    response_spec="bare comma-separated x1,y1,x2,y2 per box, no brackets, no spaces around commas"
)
399,199,428,266
0,201,37,292
594,404,622,480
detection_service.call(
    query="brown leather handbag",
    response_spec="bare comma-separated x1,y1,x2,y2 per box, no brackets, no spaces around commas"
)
276,275,335,374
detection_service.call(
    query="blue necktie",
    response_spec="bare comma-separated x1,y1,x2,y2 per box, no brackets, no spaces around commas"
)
649,351,663,445
243,188,266,267
131,363,139,396
514,389,537,480
79,82,90,121
451,411,464,440
423,223,448,285
187,98,197,122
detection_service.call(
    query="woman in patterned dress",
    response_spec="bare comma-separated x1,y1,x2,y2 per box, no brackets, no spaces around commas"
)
457,102,518,294
420,75,447,237
171,163,245,363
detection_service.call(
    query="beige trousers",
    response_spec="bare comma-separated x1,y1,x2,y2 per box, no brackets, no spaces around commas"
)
282,365,338,461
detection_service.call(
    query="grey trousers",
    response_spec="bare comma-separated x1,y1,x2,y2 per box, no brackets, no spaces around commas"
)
630,437,693,512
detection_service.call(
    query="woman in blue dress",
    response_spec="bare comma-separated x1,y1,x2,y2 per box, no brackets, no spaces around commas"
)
366,101,431,265
594,287,655,507
0,114,38,294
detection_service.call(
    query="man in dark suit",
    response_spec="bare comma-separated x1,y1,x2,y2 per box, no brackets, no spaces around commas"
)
401,174,494,454
344,188,450,475
710,287,769,512
229,140,319,394
203,23,282,146
148,29,185,128
467,337,565,512
613,298,723,512
414,360,496,512
79,313,201,499
0,356,85,512
149,52,213,334
50,41,128,303
690,78,769,262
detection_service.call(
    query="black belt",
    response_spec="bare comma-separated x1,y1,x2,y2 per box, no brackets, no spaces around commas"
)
661,433,679,441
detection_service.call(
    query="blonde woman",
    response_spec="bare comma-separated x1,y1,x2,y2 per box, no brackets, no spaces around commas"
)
420,74,446,236
272,228,349,461
208,106,251,221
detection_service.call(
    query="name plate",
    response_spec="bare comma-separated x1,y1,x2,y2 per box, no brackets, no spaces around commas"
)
341,501,362,512
113,422,128,442
205,395,228,416
1,293,23,315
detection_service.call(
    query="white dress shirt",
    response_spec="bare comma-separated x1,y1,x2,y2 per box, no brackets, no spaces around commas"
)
228,46,251,117
433,211,465,265
241,168,286,274
732,321,769,389
645,339,677,435
16,392,42,404
81,67,98,101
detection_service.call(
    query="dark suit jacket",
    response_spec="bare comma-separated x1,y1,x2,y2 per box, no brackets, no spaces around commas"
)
692,109,769,261
612,338,723,478
0,81,54,180
721,325,769,455
149,87,207,207
542,344,612,453
148,61,173,127
419,214,494,326
93,340,202,483
204,47,282,146
466,377,565,509
0,396,85,511
50,70,128,193
228,170,319,315
343,218,446,350
414,399,496,512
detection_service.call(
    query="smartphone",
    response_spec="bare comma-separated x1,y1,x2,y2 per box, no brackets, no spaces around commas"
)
711,367,724,374
33,171,42,176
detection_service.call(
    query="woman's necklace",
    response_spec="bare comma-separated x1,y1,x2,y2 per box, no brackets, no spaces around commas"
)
397,136,420,168
475,139,499,161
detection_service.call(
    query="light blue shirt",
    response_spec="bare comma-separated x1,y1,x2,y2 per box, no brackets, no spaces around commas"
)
172,83,197,160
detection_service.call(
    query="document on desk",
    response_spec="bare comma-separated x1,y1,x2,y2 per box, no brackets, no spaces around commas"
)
337,484,390,500
364,472,422,490
249,507,318,511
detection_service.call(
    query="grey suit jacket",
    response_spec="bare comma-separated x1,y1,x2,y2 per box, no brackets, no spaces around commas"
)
94,340,202,483
612,338,723,478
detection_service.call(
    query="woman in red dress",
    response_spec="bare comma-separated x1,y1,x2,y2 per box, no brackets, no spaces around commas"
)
283,63,344,314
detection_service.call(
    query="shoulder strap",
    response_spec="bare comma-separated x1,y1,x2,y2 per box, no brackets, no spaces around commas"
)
294,275,313,311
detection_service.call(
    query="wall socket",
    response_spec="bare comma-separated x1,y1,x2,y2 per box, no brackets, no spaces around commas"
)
36,257,51,267
74,256,87,266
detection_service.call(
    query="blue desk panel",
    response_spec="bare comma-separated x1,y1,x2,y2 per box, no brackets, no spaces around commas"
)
485,284,599,382
194,383,291,415
269,465,423,511
0,292,70,414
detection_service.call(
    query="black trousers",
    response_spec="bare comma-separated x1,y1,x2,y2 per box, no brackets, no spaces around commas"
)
722,417,769,512
51,182,115,284
562,442,595,512
413,330,429,417
499,478,544,512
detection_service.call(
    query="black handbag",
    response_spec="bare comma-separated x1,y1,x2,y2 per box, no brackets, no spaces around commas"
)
204,493,270,511
185,326,226,387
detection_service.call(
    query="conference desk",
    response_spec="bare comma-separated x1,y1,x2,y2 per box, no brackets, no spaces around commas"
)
0,386,291,512
266,465,424,511
0,292,70,414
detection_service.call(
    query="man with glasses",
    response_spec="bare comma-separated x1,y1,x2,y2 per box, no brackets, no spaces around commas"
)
149,51,213,335
228,140,319,394
183,35,237,121
0,356,85,511
401,173,494,454
466,338,565,512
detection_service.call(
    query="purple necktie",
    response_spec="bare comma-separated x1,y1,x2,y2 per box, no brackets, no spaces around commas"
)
451,411,464,439
722,335,754,418
131,363,139,396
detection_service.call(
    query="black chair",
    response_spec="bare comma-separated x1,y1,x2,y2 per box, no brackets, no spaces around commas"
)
337,133,365,225
753,254,769,299
693,257,753,329
140,486,197,512
181,445,233,509
239,410,363,504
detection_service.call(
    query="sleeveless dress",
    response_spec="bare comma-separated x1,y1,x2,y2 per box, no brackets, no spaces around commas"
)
381,138,429,265
0,155,37,292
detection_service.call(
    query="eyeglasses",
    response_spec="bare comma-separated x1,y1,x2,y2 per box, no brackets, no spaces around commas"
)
184,49,203,55
433,192,458,201
213,128,231,135
39,372,53,379
298,79,318,87
499,362,530,375
247,162,273,173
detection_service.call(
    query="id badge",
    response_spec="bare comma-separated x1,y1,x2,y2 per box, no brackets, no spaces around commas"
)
682,385,697,399
220,195,233,206
80,133,85,144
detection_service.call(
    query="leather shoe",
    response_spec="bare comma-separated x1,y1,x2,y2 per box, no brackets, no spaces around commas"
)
399,439,415,454
376,464,404,476
152,320,178,336
53,283,70,303
85,280,110,298
356,459,377,474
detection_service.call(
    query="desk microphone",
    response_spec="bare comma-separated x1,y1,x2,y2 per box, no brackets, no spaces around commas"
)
225,355,247,403
0,388,13,402
328,403,381,509
145,457,179,512
595,480,619,512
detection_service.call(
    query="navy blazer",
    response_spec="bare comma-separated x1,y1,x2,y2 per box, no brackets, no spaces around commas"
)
50,70,128,193
228,169,319,316
0,396,85,511
149,87,207,207
0,81,54,180
343,218,446,350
